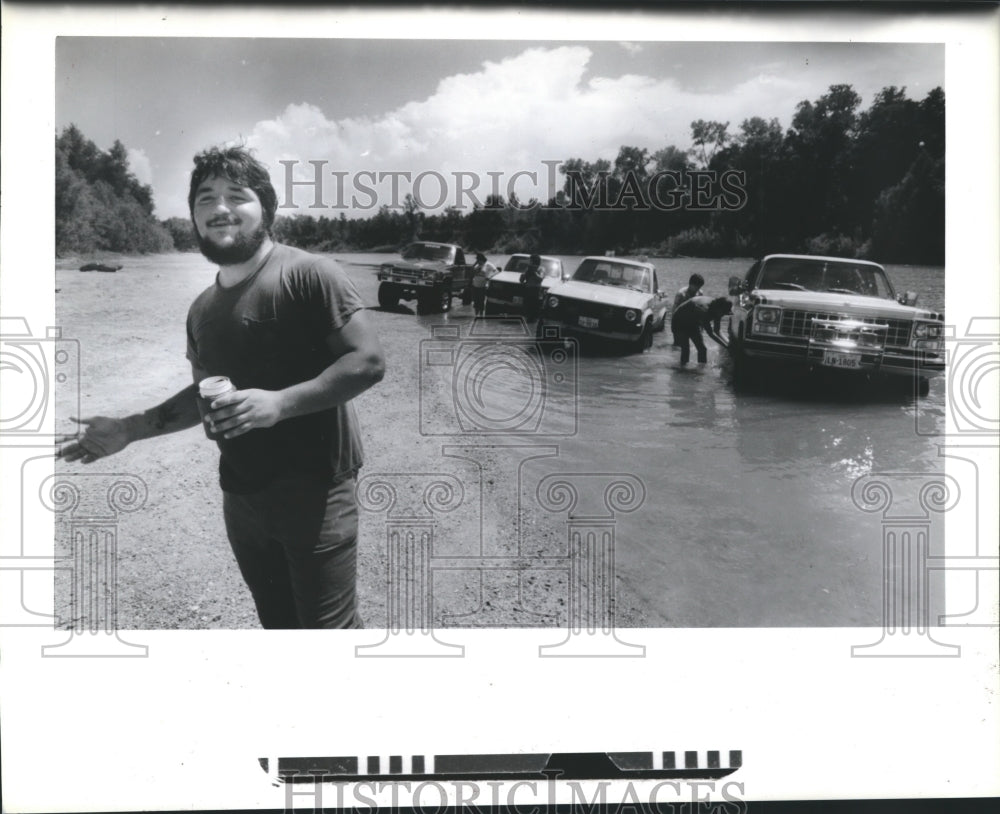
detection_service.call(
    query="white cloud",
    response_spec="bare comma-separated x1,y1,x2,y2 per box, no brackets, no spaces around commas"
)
620,42,644,56
245,46,815,215
127,147,153,186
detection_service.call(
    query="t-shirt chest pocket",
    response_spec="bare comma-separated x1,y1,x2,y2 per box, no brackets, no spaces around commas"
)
242,316,284,365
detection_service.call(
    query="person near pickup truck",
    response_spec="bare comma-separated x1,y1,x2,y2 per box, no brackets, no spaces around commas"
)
519,253,545,320
671,273,705,347
672,295,732,365
470,252,497,316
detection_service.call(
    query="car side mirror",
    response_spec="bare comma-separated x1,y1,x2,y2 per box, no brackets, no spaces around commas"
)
728,275,746,296
898,291,919,306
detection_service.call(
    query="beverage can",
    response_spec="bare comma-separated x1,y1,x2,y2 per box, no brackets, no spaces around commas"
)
198,376,235,440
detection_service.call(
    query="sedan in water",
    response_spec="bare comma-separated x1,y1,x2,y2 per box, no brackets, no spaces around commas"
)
539,256,669,351
727,253,946,394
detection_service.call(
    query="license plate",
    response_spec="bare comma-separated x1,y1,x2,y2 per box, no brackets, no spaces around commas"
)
578,316,599,329
822,351,862,369
512,296,523,305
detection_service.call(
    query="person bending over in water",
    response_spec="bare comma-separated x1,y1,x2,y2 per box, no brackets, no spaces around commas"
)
671,295,732,365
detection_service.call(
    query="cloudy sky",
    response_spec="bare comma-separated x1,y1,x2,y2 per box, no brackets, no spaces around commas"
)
56,38,943,219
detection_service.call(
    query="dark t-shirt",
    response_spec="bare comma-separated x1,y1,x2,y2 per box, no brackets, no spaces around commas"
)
519,266,543,287
672,295,721,333
186,244,365,493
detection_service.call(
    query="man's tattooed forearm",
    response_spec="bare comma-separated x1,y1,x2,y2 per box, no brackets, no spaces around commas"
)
154,402,180,429
144,384,200,432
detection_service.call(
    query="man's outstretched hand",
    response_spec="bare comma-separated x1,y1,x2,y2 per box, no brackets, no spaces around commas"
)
56,416,131,463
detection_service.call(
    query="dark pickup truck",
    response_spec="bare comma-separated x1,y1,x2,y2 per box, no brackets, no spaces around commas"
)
377,241,473,314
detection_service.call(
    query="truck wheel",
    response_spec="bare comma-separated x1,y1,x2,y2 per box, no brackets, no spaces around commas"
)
730,327,755,389
632,320,653,352
416,289,434,315
732,345,757,390
916,376,930,397
377,283,400,310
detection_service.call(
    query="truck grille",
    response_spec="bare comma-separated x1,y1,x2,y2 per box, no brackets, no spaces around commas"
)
386,267,425,282
779,309,912,347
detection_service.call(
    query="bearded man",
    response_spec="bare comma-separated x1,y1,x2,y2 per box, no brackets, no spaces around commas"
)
58,145,385,629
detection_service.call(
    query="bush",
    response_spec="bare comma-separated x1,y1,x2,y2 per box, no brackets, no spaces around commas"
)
805,232,862,258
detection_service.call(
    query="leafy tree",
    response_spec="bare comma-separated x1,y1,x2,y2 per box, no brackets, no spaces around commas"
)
162,218,198,251
690,120,730,168
55,125,171,255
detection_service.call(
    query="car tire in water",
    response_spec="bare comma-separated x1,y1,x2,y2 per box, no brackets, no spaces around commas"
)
730,328,756,390
378,283,400,310
633,320,653,353
415,289,435,315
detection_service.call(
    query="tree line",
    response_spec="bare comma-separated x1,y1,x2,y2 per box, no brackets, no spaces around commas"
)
274,84,944,264
55,83,944,264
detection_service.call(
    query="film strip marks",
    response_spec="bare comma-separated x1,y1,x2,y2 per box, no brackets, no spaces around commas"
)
265,750,743,783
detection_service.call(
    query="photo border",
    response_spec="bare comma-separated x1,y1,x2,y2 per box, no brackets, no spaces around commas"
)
1,3,997,810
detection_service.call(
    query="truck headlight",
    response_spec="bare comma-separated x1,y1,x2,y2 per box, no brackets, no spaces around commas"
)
913,322,944,339
913,321,945,349
752,305,782,335
547,296,560,309
624,309,638,322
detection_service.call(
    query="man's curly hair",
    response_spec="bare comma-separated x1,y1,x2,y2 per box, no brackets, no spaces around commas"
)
188,145,278,234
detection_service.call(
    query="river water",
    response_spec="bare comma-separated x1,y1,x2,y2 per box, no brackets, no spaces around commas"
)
344,253,947,627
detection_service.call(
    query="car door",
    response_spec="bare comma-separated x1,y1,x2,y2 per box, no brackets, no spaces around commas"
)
651,269,667,323
452,248,468,287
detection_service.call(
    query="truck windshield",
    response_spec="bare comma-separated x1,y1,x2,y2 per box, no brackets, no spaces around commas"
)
541,259,562,278
758,258,895,299
571,259,650,292
504,257,562,279
403,244,455,262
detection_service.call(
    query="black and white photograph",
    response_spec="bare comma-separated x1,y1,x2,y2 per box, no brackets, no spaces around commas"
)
1,4,997,811
49,35,951,632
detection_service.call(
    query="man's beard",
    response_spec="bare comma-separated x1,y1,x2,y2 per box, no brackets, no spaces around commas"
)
197,224,268,265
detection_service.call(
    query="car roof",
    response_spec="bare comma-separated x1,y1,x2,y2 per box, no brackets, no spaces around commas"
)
580,255,654,270
410,241,457,248
760,253,885,269
508,253,560,262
